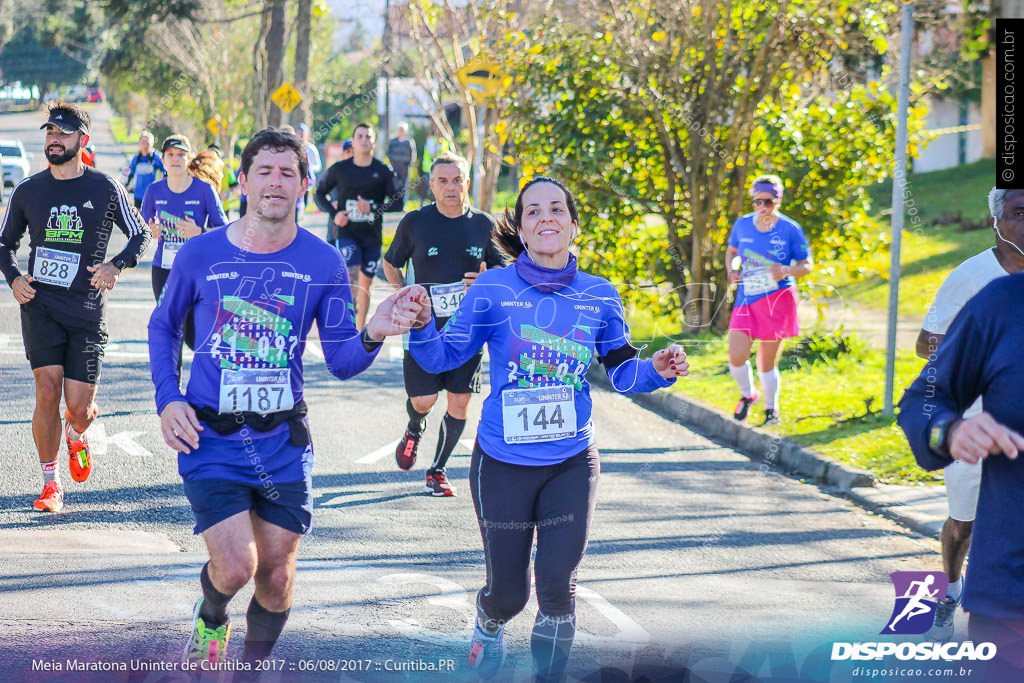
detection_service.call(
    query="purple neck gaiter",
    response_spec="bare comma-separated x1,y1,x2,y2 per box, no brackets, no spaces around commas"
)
515,250,578,293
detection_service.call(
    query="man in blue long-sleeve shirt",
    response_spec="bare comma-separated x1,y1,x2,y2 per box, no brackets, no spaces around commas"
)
148,129,422,670
898,186,1024,681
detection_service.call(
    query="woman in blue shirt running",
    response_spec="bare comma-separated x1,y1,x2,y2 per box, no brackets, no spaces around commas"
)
406,177,688,681
724,174,813,426
142,134,228,364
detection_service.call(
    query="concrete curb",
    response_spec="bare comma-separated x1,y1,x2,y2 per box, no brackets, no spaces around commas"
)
846,486,945,539
589,368,875,492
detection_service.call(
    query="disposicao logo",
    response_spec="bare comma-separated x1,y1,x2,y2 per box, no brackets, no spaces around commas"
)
880,571,947,635
830,570,997,663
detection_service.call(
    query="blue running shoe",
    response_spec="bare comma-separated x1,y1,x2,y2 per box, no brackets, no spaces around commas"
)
468,620,505,679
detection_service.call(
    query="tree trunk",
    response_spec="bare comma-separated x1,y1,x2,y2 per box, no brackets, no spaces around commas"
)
291,0,312,128
684,218,708,334
664,220,689,333
264,0,287,128
479,106,501,213
252,4,271,130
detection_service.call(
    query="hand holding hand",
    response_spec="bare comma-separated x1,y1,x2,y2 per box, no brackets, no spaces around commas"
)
366,285,427,339
403,284,432,329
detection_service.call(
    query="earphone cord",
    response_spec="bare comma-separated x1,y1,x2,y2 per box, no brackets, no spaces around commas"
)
519,233,573,269
995,218,1024,258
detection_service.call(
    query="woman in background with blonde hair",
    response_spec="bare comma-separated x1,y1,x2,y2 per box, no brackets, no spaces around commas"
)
141,135,228,364
188,149,226,199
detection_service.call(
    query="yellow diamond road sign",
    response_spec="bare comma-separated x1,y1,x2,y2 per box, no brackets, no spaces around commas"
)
272,82,302,113
456,55,510,105
206,117,225,136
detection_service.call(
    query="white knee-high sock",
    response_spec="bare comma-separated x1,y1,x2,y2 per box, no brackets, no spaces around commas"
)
729,362,755,397
759,368,781,409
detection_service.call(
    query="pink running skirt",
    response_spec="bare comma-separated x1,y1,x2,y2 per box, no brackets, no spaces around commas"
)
729,286,799,340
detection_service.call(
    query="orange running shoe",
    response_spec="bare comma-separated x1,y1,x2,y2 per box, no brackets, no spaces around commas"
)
66,420,92,482
33,480,64,512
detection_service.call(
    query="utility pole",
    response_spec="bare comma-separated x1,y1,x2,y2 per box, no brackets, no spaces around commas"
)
883,1,914,416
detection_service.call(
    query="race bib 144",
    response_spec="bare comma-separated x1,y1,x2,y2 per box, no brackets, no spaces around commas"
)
501,385,577,444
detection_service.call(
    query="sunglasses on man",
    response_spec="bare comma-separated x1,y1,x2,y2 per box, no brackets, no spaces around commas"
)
753,198,775,207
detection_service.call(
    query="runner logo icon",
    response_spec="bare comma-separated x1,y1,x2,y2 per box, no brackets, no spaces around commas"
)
880,571,948,635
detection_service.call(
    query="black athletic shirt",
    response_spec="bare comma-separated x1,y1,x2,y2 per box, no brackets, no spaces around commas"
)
313,157,401,247
0,167,150,323
384,204,503,328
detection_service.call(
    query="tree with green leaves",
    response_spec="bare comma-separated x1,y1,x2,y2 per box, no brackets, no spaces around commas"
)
501,0,936,333
0,26,87,97
396,0,549,212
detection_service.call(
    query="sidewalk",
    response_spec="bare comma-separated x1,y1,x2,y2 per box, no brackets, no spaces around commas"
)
591,370,947,540
817,296,923,350
87,101,131,178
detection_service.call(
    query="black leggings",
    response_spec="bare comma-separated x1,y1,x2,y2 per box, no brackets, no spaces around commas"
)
469,443,599,623
152,265,195,351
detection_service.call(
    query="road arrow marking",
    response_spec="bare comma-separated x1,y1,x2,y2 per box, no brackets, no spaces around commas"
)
88,422,153,456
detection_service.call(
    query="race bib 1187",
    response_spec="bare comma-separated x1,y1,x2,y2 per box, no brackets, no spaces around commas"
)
218,368,294,415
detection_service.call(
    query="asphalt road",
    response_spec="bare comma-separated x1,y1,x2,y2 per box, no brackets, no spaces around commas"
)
0,106,956,683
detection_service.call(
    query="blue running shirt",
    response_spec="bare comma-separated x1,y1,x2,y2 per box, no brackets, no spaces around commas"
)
409,266,674,465
148,227,380,463
129,152,164,201
141,178,228,269
727,213,809,306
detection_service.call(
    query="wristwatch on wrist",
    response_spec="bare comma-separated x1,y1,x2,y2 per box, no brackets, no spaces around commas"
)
111,255,128,272
928,415,962,458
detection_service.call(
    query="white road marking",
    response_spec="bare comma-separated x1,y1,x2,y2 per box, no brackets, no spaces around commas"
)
88,422,153,457
355,439,401,464
574,584,651,647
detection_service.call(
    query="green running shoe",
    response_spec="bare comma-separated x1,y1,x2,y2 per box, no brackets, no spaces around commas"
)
183,597,231,667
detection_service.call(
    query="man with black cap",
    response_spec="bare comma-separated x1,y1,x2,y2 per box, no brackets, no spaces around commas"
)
0,100,150,513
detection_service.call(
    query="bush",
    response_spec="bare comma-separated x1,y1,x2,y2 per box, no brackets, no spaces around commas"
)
780,326,868,370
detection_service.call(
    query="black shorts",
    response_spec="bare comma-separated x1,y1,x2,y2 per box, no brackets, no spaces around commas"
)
182,477,313,536
403,350,482,397
335,237,382,278
20,299,107,384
